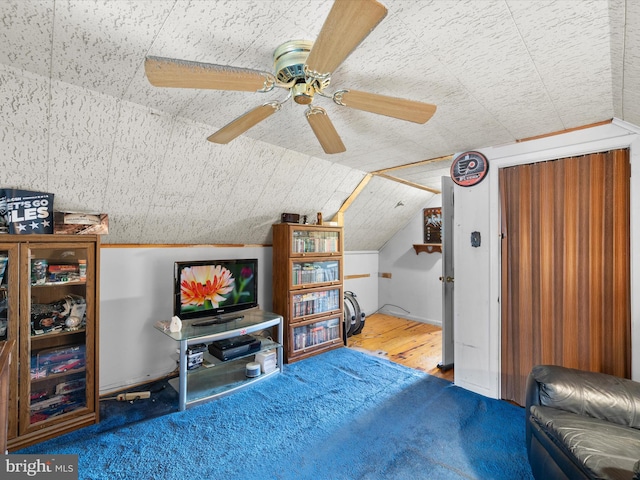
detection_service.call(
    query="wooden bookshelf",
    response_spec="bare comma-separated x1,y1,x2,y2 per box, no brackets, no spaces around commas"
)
272,224,344,363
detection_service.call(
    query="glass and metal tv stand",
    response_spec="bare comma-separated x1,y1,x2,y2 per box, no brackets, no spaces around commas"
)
154,309,283,411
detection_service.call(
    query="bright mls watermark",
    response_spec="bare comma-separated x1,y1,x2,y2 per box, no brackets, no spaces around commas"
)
2,455,78,479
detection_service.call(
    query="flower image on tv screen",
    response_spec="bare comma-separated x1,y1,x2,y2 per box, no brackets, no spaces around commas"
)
173,259,258,320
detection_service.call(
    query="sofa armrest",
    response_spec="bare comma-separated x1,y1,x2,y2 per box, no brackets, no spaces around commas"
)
525,368,543,410
528,365,640,429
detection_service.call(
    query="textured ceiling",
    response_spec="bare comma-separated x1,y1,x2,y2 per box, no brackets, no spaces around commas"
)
0,0,638,249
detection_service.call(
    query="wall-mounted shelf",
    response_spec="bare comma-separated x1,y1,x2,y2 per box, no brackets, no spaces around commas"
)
413,243,442,254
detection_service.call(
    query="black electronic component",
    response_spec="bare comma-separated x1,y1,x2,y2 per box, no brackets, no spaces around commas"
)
208,335,261,361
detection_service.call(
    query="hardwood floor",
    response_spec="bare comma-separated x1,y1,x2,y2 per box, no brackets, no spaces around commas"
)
347,313,454,382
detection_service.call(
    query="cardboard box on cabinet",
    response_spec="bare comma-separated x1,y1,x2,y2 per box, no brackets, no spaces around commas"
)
54,211,108,235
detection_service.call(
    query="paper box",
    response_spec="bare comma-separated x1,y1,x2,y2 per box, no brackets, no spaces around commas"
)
255,350,277,374
54,211,108,235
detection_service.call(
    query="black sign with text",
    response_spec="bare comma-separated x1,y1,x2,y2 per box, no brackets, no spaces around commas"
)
0,189,54,234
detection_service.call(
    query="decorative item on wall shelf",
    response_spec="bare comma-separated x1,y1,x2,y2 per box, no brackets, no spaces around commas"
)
413,244,442,254
413,207,442,254
423,207,442,244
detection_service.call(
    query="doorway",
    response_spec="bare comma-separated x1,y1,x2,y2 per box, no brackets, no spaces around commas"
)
347,313,454,381
499,149,631,406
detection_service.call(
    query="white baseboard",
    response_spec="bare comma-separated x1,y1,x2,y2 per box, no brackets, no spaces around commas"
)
375,308,442,327
100,368,176,396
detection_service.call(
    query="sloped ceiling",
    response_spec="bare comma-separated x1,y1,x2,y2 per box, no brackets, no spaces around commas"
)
0,0,638,250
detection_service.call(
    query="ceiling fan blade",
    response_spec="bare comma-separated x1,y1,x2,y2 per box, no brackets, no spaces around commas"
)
335,89,437,124
207,103,280,144
306,106,346,154
305,0,387,76
145,56,275,92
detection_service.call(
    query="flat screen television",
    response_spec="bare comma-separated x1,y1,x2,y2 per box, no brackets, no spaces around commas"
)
173,258,258,320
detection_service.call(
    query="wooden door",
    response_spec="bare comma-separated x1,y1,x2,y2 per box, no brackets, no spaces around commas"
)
500,149,630,406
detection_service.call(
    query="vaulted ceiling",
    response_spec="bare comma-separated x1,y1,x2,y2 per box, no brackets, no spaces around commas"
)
0,0,638,249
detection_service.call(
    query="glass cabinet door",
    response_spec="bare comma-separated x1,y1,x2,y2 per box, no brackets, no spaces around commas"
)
290,315,342,355
291,227,341,255
0,244,18,343
20,243,94,433
0,250,7,342
0,243,19,440
290,286,342,322
290,258,341,288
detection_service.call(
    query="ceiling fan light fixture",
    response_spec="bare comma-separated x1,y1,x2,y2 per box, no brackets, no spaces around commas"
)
293,82,314,105
274,40,313,84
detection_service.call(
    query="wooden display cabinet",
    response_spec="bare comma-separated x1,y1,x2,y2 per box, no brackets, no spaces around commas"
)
1,235,100,451
272,224,344,363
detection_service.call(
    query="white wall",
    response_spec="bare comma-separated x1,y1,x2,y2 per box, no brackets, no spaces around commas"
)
378,196,443,325
344,251,379,317
99,246,273,394
452,120,640,398
100,246,380,394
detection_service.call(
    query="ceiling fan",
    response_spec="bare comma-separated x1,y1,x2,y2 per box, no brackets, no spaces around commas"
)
144,0,436,154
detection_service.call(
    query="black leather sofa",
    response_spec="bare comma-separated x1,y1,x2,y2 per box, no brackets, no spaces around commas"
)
525,365,640,480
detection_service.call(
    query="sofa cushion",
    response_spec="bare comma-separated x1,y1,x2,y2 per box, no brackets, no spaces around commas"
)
532,365,640,429
531,405,640,480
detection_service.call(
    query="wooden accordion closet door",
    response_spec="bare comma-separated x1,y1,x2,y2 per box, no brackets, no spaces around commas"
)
500,149,630,406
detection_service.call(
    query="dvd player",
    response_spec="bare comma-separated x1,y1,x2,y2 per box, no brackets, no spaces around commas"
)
208,335,261,361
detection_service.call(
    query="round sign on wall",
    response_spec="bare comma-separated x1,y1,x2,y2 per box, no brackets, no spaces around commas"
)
450,151,489,187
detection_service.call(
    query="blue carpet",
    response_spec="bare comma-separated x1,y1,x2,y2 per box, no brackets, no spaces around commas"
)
18,348,534,480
